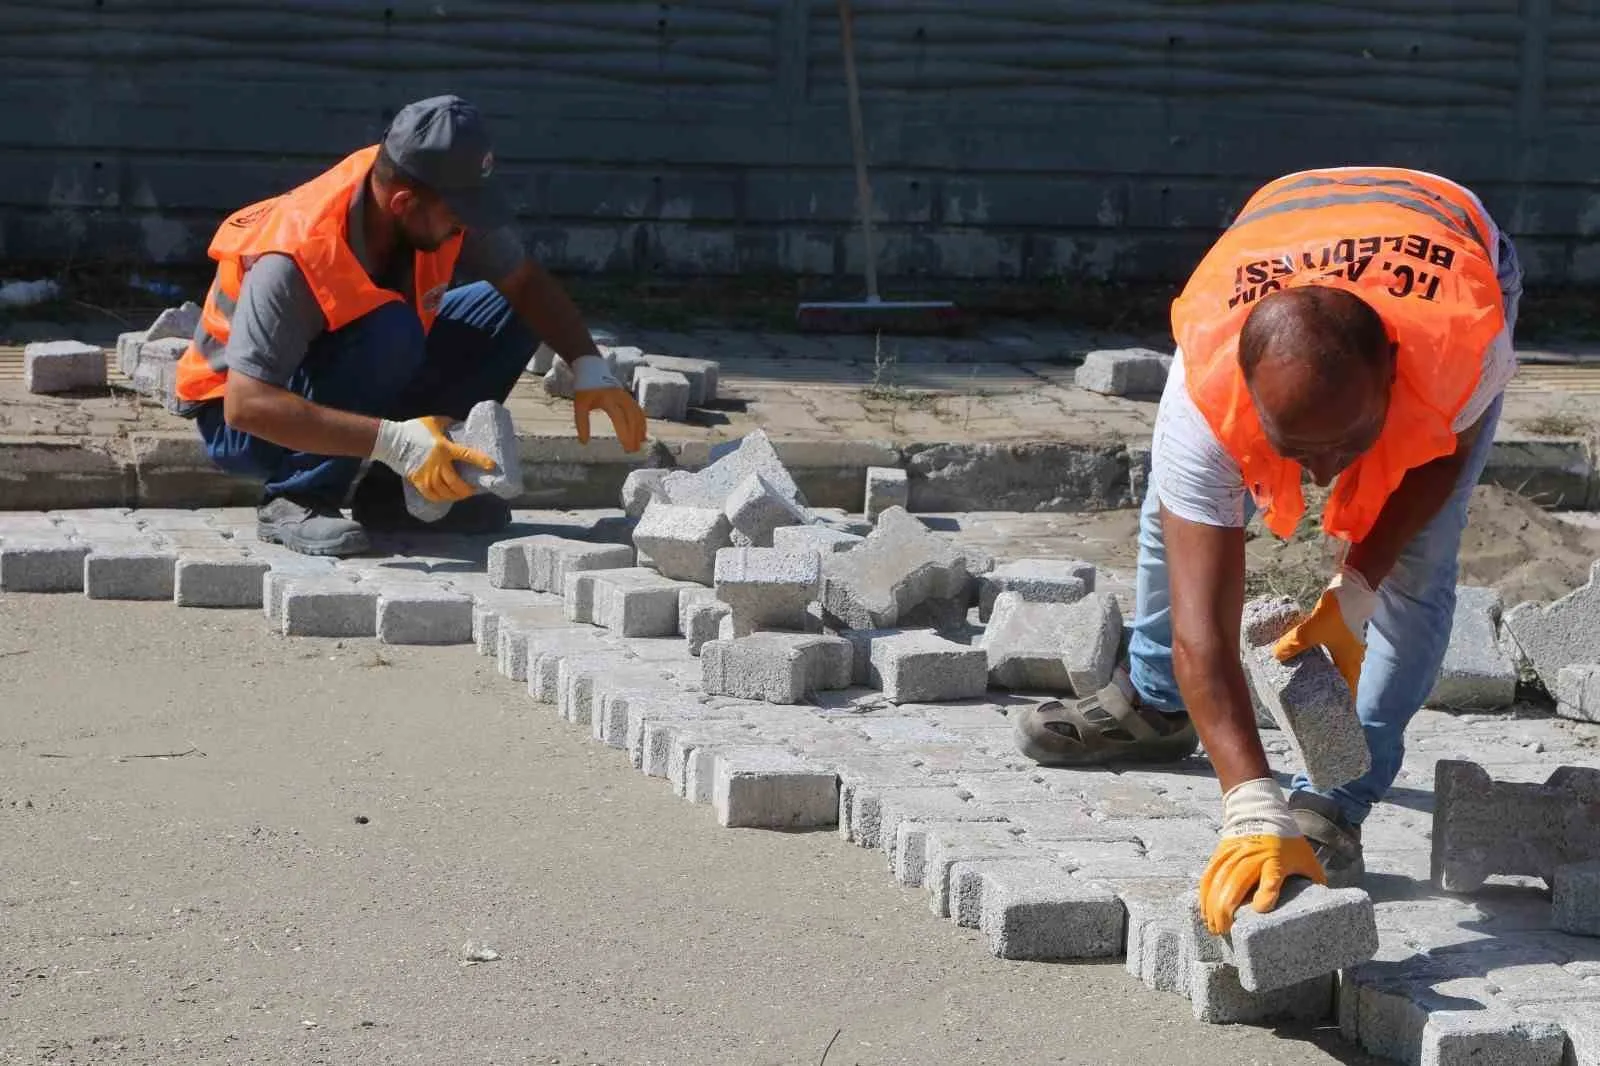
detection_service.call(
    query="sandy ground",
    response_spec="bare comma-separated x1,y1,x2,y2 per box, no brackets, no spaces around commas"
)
0,595,1378,1066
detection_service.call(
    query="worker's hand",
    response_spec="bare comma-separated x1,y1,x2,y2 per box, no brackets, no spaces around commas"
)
1273,565,1376,699
1199,778,1327,936
370,415,494,504
572,354,646,453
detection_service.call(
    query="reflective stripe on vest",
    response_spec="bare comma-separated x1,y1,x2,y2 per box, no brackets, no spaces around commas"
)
1232,174,1491,251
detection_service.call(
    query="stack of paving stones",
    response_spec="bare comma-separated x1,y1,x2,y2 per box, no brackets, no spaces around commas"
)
538,343,719,425
114,301,201,411
5,481,1598,1063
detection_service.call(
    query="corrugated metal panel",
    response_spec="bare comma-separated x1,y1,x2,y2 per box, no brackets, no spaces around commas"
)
1,0,1597,283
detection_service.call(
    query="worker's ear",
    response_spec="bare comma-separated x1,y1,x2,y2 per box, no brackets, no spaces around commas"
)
386,186,420,217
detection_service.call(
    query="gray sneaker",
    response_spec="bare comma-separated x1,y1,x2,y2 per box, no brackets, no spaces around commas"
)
1289,790,1366,889
256,496,370,557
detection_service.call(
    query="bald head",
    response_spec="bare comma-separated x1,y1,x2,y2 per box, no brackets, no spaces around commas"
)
1238,286,1396,486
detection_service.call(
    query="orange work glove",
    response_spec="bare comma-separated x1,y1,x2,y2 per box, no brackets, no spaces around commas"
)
571,354,647,452
1199,778,1327,936
370,415,495,504
1272,565,1377,699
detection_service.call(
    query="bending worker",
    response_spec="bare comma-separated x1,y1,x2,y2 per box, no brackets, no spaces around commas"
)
1016,166,1522,934
171,95,645,556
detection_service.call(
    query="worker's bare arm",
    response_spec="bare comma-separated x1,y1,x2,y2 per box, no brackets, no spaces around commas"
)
492,257,602,369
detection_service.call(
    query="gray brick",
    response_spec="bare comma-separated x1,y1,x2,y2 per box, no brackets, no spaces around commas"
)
660,429,805,512
1554,664,1600,724
1072,347,1172,397
570,567,695,637
876,786,1010,865
1419,1011,1568,1066
377,587,473,645
262,561,343,623
128,337,185,408
771,524,863,555
920,822,1031,917
497,602,576,680
601,345,647,388
959,858,1126,960
641,353,719,406
894,815,1020,889
632,366,691,421
621,468,670,519
723,472,808,548
24,340,105,393
1553,859,1600,936
981,591,1122,695
826,755,938,844
847,628,988,703
713,546,821,636
701,633,853,704
1430,760,1600,893
0,538,89,592
977,558,1094,622
487,536,541,589
633,702,748,775
820,507,986,630
1189,961,1333,1025
557,655,613,725
402,400,523,522
1427,586,1517,710
116,329,148,377
864,466,908,520
1241,597,1369,791
83,544,176,600
530,538,635,595
591,671,674,748
144,300,201,342
632,502,731,585
1503,560,1600,692
662,721,763,799
710,746,838,828
1223,880,1379,993
524,628,614,704
174,551,271,608
682,595,731,657
281,578,378,637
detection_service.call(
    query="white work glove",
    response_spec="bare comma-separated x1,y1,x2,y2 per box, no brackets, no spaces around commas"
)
1198,778,1327,935
571,354,646,452
370,416,493,504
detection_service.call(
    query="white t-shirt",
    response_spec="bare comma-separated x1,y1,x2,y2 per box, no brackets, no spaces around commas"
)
1151,200,1523,529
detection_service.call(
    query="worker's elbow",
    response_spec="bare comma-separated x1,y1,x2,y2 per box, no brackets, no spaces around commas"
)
222,388,268,436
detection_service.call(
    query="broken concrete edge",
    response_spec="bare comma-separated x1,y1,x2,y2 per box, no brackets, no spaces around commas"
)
3,430,1597,516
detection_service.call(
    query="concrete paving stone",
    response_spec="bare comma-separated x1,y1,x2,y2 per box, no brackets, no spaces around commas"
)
1189,961,1333,1025
592,673,675,749
890,800,1020,886
641,353,718,406
990,801,1144,844
1073,347,1172,397
557,655,616,726
1554,664,1600,724
950,772,1052,806
280,577,379,638
0,537,90,592
632,366,691,421
868,785,1008,861
620,468,670,519
723,472,808,548
981,591,1122,695
173,551,272,608
129,510,218,531
1430,760,1600,893
83,543,176,600
663,721,765,800
851,716,962,747
976,558,1095,622
1553,860,1600,936
947,858,1041,928
820,506,986,631
486,535,543,589
24,340,106,393
1241,597,1370,791
700,632,852,704
403,400,523,522
157,529,236,550
531,538,635,596
129,337,184,407
961,858,1127,960
524,629,615,704
376,586,474,645
1339,960,1502,1063
682,597,731,657
901,743,1021,776
116,329,147,376
1514,1004,1600,1066
632,701,747,775
1220,880,1380,993
262,561,344,624
847,628,989,704
1418,1011,1568,1066
710,746,838,829
495,603,574,680
713,546,821,637
1427,586,1518,710
592,567,697,637
863,466,909,521
825,755,939,844
633,502,732,585
660,428,807,512
771,524,863,555
1504,559,1600,692
919,822,1032,918
143,300,201,343
465,588,534,654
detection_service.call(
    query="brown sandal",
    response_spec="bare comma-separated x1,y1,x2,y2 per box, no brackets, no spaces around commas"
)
1014,682,1199,766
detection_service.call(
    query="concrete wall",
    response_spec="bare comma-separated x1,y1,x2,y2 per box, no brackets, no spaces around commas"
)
3,1,1598,283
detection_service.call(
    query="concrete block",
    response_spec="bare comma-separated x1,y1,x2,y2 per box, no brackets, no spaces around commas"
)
632,502,731,585
977,558,1095,622
1073,347,1172,397
621,468,670,519
1431,760,1600,893
281,578,379,637
1224,880,1379,992
262,561,342,623
174,551,271,608
1189,962,1333,1025
920,822,1031,918
661,429,807,512
128,337,185,407
144,300,201,342
664,722,763,801
1553,859,1600,937
681,592,731,656
723,472,808,548
711,746,838,829
713,546,821,636
402,400,523,522
1554,664,1600,724
1240,598,1369,791
864,466,908,520
525,628,613,704
632,366,691,421
529,538,635,595
24,340,106,393
572,567,694,637
116,330,148,377
874,787,1010,866
525,343,556,375
377,587,474,645
83,544,176,600
771,524,863,555
981,591,1122,695
1418,1011,1568,1066
848,628,988,703
0,538,89,592
635,705,749,776
1427,586,1517,710
497,603,574,680
642,353,719,405
487,536,540,589
590,670,673,748
965,859,1126,960
820,506,985,630
602,345,647,388
700,633,853,704
1503,560,1600,692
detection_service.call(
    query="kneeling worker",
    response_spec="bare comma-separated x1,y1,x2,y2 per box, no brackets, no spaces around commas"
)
172,95,645,556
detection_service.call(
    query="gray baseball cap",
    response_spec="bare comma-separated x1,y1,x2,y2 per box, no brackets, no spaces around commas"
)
381,95,511,229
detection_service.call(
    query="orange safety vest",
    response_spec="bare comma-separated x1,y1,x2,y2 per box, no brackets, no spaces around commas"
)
1172,167,1506,544
174,144,464,405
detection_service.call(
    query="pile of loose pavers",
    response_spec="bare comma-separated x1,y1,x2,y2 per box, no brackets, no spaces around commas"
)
2,393,1597,1062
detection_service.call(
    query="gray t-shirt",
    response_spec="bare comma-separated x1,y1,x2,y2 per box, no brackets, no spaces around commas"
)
222,180,523,387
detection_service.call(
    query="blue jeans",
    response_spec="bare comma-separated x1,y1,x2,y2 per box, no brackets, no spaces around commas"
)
195,282,535,504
